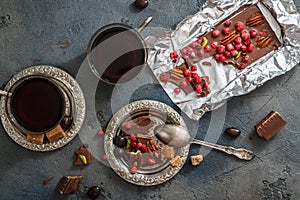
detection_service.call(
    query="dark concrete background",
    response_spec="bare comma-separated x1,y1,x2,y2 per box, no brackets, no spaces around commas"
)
0,0,299,199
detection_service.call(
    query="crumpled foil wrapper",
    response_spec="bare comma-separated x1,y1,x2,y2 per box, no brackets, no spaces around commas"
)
146,0,300,120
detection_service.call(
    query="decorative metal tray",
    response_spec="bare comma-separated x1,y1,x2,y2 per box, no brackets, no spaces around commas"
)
104,100,190,186
0,65,86,151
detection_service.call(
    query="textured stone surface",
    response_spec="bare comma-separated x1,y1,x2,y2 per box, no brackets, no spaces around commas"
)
0,0,299,199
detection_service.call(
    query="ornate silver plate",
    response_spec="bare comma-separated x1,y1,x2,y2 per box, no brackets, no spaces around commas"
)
0,65,86,151
104,100,190,186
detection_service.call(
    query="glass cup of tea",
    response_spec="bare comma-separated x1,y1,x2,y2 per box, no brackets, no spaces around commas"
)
87,17,152,84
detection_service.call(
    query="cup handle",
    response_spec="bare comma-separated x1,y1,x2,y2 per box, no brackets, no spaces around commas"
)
137,16,153,33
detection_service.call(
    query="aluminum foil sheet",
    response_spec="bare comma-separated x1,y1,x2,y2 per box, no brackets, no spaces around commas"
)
146,0,300,120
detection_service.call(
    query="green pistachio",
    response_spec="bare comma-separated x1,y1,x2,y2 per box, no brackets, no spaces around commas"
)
79,155,87,165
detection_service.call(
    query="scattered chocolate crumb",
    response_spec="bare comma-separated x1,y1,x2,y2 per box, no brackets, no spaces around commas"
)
43,176,53,185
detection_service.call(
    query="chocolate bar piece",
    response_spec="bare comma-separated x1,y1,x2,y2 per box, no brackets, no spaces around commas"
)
56,176,83,195
46,124,66,143
122,116,154,135
74,144,92,165
26,133,45,144
255,111,287,140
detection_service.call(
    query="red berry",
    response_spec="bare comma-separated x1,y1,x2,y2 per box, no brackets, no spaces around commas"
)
186,47,193,52
194,76,202,83
195,85,202,94
260,30,267,35
191,42,198,49
141,144,147,152
234,44,241,51
102,154,107,161
170,51,178,60
183,69,191,77
222,27,230,35
226,43,234,51
198,49,204,57
247,44,254,52
204,45,211,52
250,29,257,38
241,30,250,41
224,51,231,58
174,87,181,94
217,45,225,54
191,65,197,71
234,37,242,44
192,72,198,78
123,123,132,130
130,135,137,141
160,74,169,82
224,20,231,26
219,55,226,63
214,54,220,61
211,41,218,49
241,45,247,52
97,130,104,136
197,37,203,44
130,165,137,174
180,80,188,88
235,22,244,31
186,76,192,83
231,50,238,57
242,55,249,63
183,55,189,60
181,48,187,55
136,142,143,149
131,141,137,147
189,51,196,58
212,30,220,37
243,40,251,46
239,64,246,70
147,158,157,166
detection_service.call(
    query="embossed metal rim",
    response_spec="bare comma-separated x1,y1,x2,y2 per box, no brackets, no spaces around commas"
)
104,100,190,186
0,65,86,151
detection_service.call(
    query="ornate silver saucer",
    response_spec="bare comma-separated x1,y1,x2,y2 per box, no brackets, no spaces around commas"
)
0,65,85,151
104,100,190,186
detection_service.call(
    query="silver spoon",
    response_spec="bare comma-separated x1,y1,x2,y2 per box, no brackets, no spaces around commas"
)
154,124,255,161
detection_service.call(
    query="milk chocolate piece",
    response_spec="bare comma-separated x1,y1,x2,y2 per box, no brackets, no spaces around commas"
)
56,176,83,195
45,124,65,143
255,111,287,140
26,133,45,144
74,144,92,165
122,116,153,135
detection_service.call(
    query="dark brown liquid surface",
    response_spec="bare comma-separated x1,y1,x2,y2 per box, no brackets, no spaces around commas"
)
11,78,64,132
91,27,145,83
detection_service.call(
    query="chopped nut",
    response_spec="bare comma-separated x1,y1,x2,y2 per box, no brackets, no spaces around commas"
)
246,12,265,27
169,156,182,167
221,30,240,45
256,36,273,48
190,155,203,166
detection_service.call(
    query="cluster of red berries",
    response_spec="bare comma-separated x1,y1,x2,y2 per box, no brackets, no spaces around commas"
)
180,37,210,61
129,135,147,152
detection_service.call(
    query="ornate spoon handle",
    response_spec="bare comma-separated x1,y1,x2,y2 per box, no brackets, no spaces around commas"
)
191,139,255,160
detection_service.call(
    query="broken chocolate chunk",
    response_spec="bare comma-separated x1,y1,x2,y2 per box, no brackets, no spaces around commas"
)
56,176,83,195
255,111,287,140
122,116,154,135
74,144,92,165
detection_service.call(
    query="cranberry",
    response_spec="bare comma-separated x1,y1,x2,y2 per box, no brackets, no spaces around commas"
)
242,55,249,63
235,22,244,31
130,135,136,141
195,85,202,93
214,54,220,61
198,49,204,57
204,45,211,52
191,65,197,71
234,44,241,51
174,87,181,94
197,37,203,44
180,80,188,88
170,51,178,60
181,48,187,55
192,72,198,78
102,154,107,161
203,82,209,90
241,30,250,41
131,141,137,147
226,43,234,51
222,27,230,35
186,47,193,53
243,40,251,46
235,37,242,44
211,41,218,49
194,76,202,83
147,158,157,166
219,55,226,63
250,29,257,38
183,55,189,60
191,42,198,49
186,76,193,83
224,51,231,58
97,130,104,136
130,165,137,174
212,30,220,37
247,44,254,52
231,50,238,57
239,64,246,70
135,0,148,9
190,51,196,58
136,142,143,149
241,45,247,52
217,45,225,54
224,20,231,26
160,74,169,82
123,123,132,130
183,69,191,77
141,144,147,152
260,30,267,35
